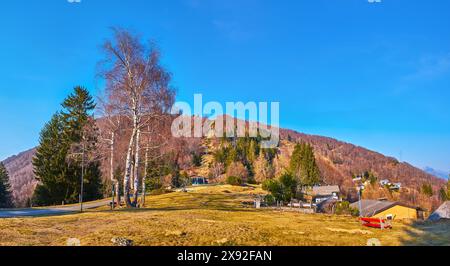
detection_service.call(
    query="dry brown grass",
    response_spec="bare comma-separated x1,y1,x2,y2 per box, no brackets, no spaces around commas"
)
0,185,449,246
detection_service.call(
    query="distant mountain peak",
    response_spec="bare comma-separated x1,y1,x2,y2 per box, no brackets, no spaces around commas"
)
423,167,449,180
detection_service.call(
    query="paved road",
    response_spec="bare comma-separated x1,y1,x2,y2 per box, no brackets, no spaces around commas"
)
0,199,111,218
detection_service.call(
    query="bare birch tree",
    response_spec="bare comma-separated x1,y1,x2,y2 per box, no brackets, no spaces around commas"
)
99,28,175,207
139,119,173,206
97,97,126,208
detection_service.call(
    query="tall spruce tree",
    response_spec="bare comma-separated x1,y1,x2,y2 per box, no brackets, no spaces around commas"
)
33,113,68,205
62,87,103,202
290,142,321,187
33,87,103,206
0,163,14,208
62,87,96,143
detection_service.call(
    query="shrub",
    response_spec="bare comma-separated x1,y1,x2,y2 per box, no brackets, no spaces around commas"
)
266,181,284,202
247,176,257,185
264,194,276,206
350,207,360,217
335,201,359,217
146,177,163,191
262,175,297,203
279,173,297,199
262,179,279,193
226,176,243,186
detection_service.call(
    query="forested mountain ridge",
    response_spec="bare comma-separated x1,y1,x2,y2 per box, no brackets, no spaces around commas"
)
278,129,445,210
2,122,445,210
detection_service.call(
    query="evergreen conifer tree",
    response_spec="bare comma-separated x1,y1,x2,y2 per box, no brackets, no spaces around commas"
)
289,142,321,187
32,87,103,206
33,113,70,205
0,163,14,208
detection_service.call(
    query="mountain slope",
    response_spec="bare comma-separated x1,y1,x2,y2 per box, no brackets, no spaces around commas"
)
2,121,446,210
277,129,445,210
281,129,445,189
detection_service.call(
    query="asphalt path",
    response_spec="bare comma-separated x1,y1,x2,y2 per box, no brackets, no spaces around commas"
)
0,199,111,218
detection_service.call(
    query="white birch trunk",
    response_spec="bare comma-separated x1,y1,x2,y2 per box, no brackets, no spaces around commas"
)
123,127,137,208
110,132,116,207
142,144,149,206
109,132,121,207
130,160,135,191
133,129,141,206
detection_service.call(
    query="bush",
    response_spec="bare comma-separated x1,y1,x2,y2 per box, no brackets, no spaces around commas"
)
264,194,276,206
279,173,297,198
146,177,163,192
247,176,257,185
262,178,286,202
262,179,279,193
350,207,360,217
226,176,243,186
335,201,360,217
262,173,298,203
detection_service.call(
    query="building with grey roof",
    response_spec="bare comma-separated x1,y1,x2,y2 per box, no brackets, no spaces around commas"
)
351,199,423,220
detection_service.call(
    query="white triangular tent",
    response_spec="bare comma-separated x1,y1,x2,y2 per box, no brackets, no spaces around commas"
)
428,201,450,222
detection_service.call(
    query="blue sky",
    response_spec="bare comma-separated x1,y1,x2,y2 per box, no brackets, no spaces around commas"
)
0,0,449,174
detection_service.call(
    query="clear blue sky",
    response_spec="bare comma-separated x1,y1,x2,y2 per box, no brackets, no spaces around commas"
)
0,0,449,174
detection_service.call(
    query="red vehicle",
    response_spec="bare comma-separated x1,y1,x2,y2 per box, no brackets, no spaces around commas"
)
360,217,392,229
